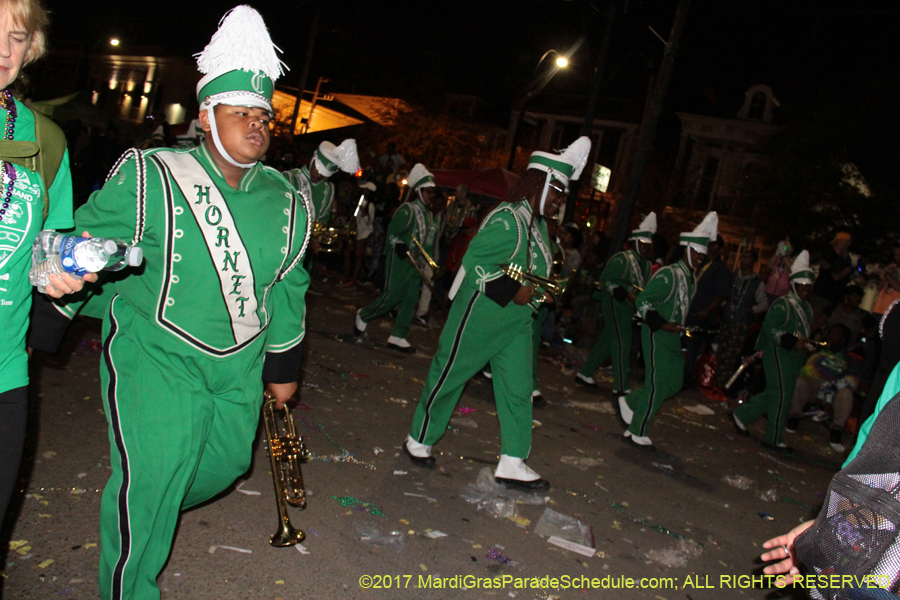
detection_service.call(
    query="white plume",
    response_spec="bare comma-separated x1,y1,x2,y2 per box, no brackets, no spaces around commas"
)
559,136,592,181
332,139,360,173
194,5,287,80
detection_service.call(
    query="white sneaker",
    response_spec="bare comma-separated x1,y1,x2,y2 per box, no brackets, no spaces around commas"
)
495,455,541,481
630,434,653,446
617,396,634,425
355,309,368,333
575,372,596,386
387,335,411,348
482,370,493,380
405,435,432,458
812,410,830,423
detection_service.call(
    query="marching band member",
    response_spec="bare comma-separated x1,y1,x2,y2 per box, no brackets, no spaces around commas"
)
576,212,656,398
403,138,591,492
354,163,440,353
34,8,309,598
616,212,717,450
731,250,815,453
283,138,359,231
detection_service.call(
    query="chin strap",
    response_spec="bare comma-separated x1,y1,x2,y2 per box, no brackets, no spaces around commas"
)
206,106,256,169
538,173,551,217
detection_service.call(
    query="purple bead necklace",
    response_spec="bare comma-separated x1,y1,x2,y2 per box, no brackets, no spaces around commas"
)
0,89,18,224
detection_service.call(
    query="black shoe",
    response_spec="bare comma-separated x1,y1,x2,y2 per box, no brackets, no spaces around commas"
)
532,393,546,408
403,445,436,469
387,342,416,354
412,316,427,327
785,414,801,434
352,324,365,337
729,412,749,437
494,477,550,493
762,441,794,455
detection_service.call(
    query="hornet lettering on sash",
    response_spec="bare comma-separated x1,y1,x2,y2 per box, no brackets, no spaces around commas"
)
194,185,211,204
230,274,245,294
215,227,230,247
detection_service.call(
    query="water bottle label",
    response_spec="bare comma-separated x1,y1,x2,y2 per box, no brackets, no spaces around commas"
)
58,236,91,276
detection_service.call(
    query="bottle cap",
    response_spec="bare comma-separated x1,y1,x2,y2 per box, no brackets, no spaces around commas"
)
127,246,143,267
101,239,118,255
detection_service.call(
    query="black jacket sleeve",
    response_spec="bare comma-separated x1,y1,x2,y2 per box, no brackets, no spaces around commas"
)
262,342,303,384
483,274,522,307
394,242,409,259
644,310,667,332
780,333,799,350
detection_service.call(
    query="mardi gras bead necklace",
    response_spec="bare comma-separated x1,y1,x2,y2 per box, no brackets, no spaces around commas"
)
0,90,18,224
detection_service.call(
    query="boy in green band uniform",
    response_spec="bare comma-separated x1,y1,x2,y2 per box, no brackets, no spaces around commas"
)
355,163,439,353
284,139,358,225
731,250,814,453
404,137,591,492
617,212,718,450
37,8,309,600
284,138,358,266
576,212,656,396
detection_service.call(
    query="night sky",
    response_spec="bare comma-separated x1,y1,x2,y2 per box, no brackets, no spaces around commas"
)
42,0,900,113
40,0,900,195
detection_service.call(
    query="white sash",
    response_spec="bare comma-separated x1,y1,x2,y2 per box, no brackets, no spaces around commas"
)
156,152,261,345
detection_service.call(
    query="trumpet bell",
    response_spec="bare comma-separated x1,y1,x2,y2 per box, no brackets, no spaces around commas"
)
270,523,305,547
312,221,352,253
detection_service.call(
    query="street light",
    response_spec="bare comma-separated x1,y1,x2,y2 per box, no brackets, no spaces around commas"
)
505,48,573,171
109,38,120,47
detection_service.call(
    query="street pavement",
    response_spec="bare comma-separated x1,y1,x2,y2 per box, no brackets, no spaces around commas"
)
1,276,845,599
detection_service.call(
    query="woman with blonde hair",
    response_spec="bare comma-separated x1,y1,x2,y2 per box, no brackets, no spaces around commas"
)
0,0,88,536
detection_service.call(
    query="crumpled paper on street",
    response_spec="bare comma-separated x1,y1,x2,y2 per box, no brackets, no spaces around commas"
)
646,539,703,567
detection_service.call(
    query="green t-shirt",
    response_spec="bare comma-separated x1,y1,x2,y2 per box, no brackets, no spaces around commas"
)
0,102,74,394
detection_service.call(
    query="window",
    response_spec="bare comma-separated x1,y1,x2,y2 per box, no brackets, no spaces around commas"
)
748,92,766,120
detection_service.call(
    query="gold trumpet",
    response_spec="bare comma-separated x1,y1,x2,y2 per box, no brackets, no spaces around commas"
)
799,337,828,350
411,237,445,281
500,264,567,302
591,281,642,293
262,398,308,547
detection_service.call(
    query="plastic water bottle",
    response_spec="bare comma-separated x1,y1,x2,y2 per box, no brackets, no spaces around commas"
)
29,233,143,288
104,241,143,272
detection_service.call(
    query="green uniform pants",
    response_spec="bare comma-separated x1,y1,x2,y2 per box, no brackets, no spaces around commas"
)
359,251,419,339
532,305,550,392
733,342,805,446
410,289,534,457
99,297,264,600
579,294,635,393
626,326,683,438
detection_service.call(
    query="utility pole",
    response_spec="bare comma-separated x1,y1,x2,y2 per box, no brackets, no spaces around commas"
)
563,0,620,224
301,77,329,134
288,8,320,136
607,0,691,258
